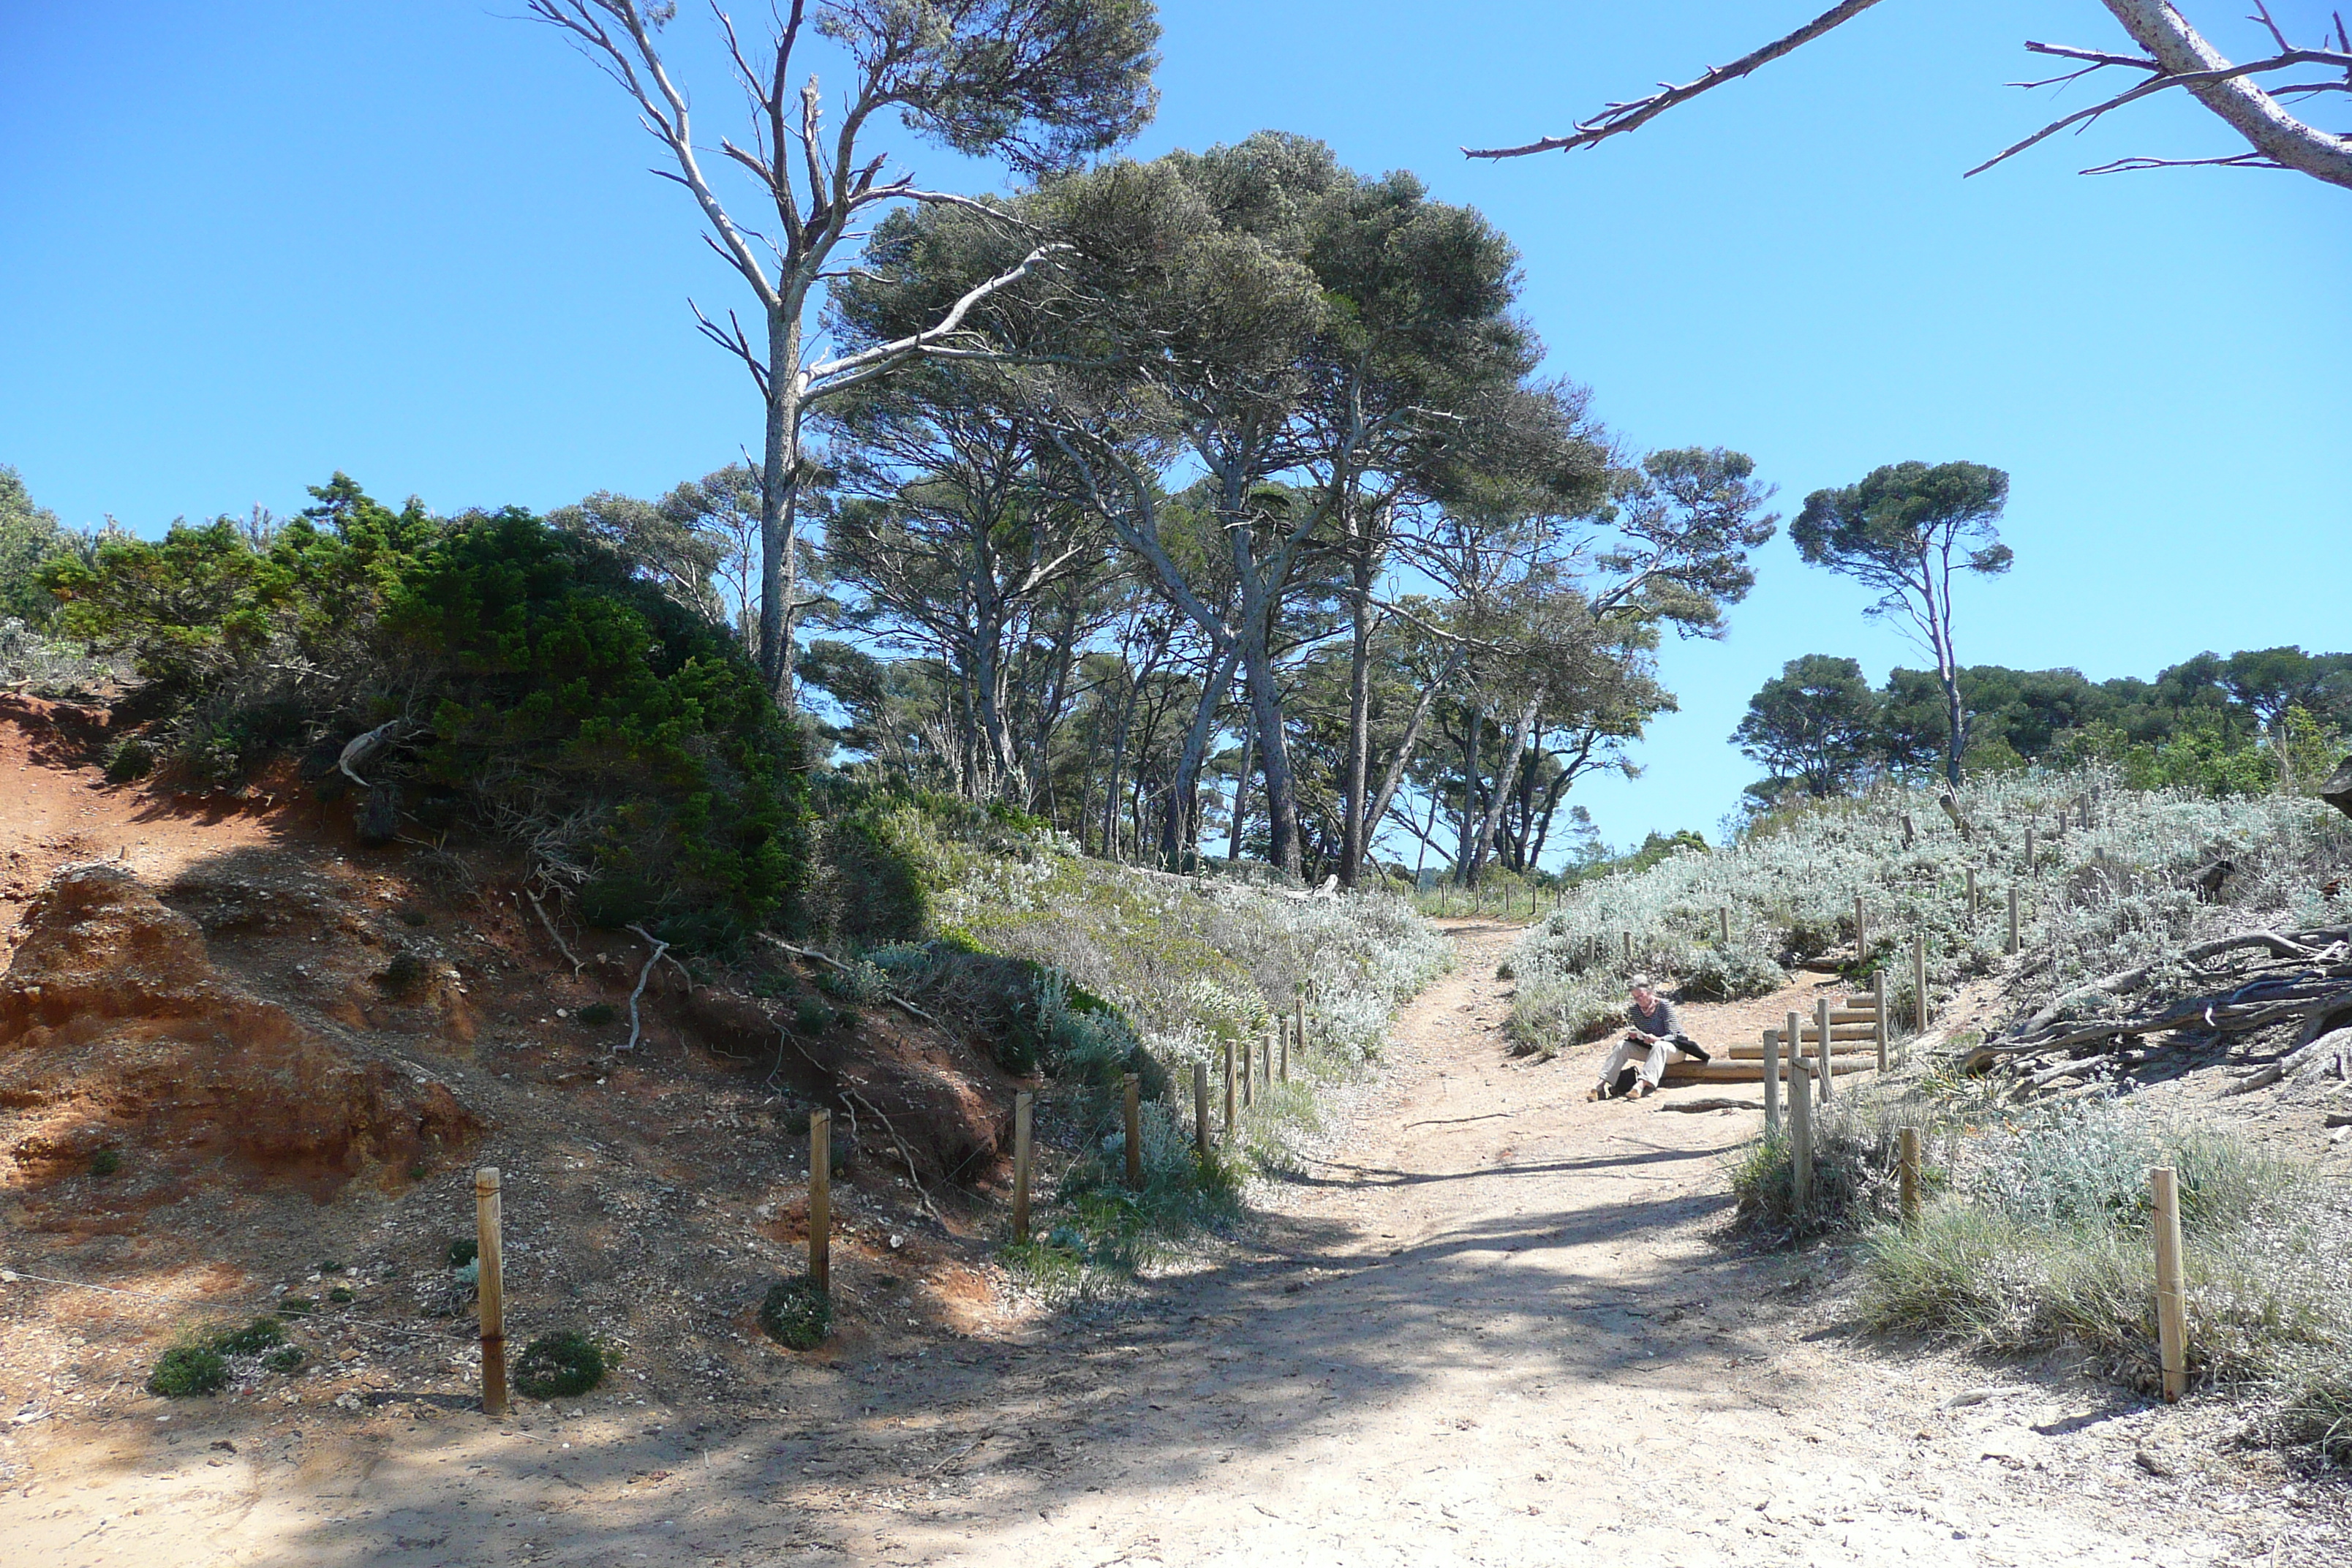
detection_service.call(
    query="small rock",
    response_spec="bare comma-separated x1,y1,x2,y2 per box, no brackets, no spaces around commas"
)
2136,1447,2181,1479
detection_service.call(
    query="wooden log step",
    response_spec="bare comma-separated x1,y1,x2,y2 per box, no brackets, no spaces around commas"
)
1828,1009,1880,1024
1726,1043,1877,1061
1660,1060,1874,1084
1761,1024,1880,1044
1842,995,1879,1009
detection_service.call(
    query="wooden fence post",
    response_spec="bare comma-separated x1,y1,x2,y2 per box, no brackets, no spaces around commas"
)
1623,931,1633,965
1789,1063,1814,1216
1009,1094,1032,1243
1900,812,1915,848
1294,991,1306,1056
475,1168,506,1417
809,1109,832,1289
1122,1074,1144,1188
1897,1127,1921,1222
1240,1033,1254,1109
1854,894,1866,965
1223,1040,1237,1137
1718,906,1730,946
1768,1011,1792,1137
1912,933,1929,1035
1815,995,1835,1103
1192,1063,1209,1162
1278,1017,1289,1082
2024,825,2034,868
1966,867,1979,923
2152,1166,2189,1401
1873,970,1889,1071
2006,885,2021,955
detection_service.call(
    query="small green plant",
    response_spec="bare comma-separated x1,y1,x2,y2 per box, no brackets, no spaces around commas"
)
211,1317,288,1355
397,908,429,927
89,1147,122,1177
264,1346,306,1374
146,1346,228,1397
576,1001,617,1026
407,1160,431,1180
277,1295,315,1316
103,736,155,783
327,1286,355,1303
512,1331,606,1398
447,1237,478,1268
792,997,837,1035
759,1278,832,1350
319,1260,346,1273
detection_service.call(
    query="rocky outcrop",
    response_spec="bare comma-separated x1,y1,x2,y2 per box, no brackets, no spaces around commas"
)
0,862,480,1195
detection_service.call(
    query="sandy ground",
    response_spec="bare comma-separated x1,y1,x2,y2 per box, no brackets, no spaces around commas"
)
3,920,2345,1566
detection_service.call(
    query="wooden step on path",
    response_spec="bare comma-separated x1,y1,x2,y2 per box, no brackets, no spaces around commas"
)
1763,1023,1880,1045
1725,1042,1876,1062
1662,1059,1874,1085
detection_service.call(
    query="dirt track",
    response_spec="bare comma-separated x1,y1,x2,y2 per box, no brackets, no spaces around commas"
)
4,920,2342,1565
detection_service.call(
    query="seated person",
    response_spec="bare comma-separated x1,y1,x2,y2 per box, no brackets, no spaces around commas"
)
1589,975,1711,1100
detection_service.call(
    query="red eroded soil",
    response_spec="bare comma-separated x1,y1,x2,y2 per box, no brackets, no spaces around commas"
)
0,693,1040,1452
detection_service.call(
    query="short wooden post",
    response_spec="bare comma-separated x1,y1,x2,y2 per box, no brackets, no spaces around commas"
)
1623,931,1633,965
1191,1063,1210,1161
475,1167,506,1417
1717,906,1730,946
1815,995,1835,1103
2152,1166,2189,1401
1767,1011,1793,1136
1912,932,1929,1035
1966,867,1979,923
1788,1063,1814,1215
1278,1017,1289,1082
809,1108,833,1286
2006,885,2021,955
1241,1032,1254,1109
1009,1093,1032,1243
1223,1040,1237,1136
1294,992,1306,1055
1853,894,1866,965
1121,1074,1143,1188
1900,812,1915,848
2024,825,2035,867
1872,970,1889,1070
1897,1127,1921,1222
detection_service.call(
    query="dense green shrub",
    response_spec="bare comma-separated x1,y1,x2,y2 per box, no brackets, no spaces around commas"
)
759,1278,832,1350
39,476,809,951
211,1316,289,1355
513,1332,606,1398
146,1346,229,1397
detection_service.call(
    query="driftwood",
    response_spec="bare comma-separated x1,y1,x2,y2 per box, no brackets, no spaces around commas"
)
336,717,412,788
755,933,949,1031
1937,792,1971,838
2321,754,2352,823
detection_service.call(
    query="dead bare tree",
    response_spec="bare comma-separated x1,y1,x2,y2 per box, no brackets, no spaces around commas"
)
528,0,1159,704
1466,1,2352,192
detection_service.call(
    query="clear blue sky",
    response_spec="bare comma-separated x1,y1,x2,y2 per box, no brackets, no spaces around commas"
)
5,2,2345,852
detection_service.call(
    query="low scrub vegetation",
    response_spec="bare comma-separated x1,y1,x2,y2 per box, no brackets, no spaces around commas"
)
1505,766,2351,1055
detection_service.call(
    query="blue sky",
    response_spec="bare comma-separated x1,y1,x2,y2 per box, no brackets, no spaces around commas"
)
4,1,2346,853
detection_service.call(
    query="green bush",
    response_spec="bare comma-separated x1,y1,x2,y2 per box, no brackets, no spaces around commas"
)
103,738,154,783
576,1002,617,1027
447,1237,478,1268
513,1332,606,1398
89,1147,122,1177
40,477,810,952
146,1346,228,1397
759,1278,832,1350
211,1316,288,1355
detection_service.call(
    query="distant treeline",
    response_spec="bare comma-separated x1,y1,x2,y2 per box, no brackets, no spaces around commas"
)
1737,649,2352,807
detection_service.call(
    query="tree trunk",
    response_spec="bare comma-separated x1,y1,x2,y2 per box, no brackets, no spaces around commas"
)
1239,614,1303,878
759,304,805,704
1455,711,1482,885
1338,530,1378,889
1226,718,1255,863
1163,642,1243,872
1470,693,1542,883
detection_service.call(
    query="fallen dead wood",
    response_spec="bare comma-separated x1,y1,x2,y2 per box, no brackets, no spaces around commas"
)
1656,1096,1762,1113
756,932,951,1031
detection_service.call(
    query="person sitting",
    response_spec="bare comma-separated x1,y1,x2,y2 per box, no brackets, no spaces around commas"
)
1588,975,1711,1100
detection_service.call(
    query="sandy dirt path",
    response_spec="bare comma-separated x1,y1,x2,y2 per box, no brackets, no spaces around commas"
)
2,920,2336,1566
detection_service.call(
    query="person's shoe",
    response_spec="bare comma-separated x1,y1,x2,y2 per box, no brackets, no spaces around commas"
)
1586,1085,1607,1102
1635,1080,1655,1098
1681,1041,1712,1064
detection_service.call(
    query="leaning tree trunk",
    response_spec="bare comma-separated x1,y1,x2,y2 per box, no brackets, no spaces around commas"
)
758,304,807,705
1162,643,1243,872
1338,542,1377,889
1470,693,1542,884
1239,616,1303,878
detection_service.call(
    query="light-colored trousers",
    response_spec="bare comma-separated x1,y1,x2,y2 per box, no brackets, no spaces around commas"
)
1598,1035,1675,1092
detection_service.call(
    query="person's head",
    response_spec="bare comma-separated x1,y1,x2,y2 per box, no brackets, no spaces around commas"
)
1629,974,1655,1008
